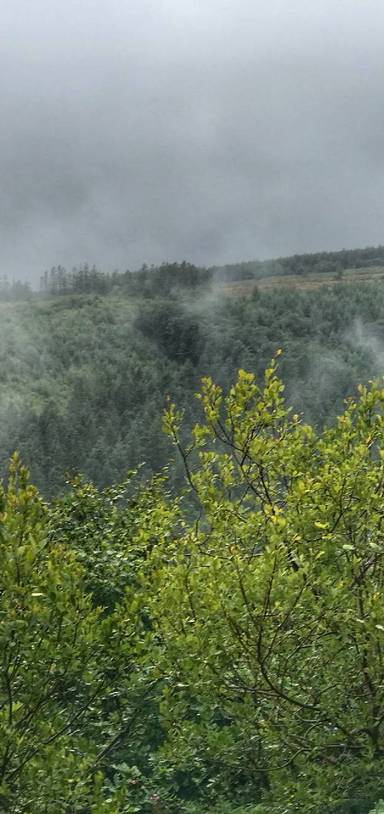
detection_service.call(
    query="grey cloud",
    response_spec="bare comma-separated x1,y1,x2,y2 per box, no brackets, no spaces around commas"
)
1,0,384,280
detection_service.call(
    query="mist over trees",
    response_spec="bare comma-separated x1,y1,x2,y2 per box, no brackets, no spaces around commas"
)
34,244,384,296
2,246,384,495
3,247,384,811
3,0,384,808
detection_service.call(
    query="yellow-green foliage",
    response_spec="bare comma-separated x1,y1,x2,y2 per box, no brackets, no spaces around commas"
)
4,361,384,812
156,361,384,812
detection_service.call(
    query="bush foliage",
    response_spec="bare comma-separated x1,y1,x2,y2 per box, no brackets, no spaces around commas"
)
2,361,384,811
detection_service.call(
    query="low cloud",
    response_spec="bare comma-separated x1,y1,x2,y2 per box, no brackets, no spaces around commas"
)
1,0,384,281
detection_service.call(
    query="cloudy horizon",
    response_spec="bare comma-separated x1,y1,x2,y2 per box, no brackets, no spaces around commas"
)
1,0,384,280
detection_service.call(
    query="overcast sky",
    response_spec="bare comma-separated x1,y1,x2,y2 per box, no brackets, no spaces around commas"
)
1,0,384,280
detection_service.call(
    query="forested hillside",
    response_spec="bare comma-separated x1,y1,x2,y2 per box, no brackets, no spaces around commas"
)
3,248,384,812
2,247,384,495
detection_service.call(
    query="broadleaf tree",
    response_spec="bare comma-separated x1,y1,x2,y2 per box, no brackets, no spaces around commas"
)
145,356,384,813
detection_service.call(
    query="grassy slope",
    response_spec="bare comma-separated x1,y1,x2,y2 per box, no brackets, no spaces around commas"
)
219,264,384,296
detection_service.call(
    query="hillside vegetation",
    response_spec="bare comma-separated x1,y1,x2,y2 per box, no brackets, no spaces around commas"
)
2,245,384,494
2,246,384,811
